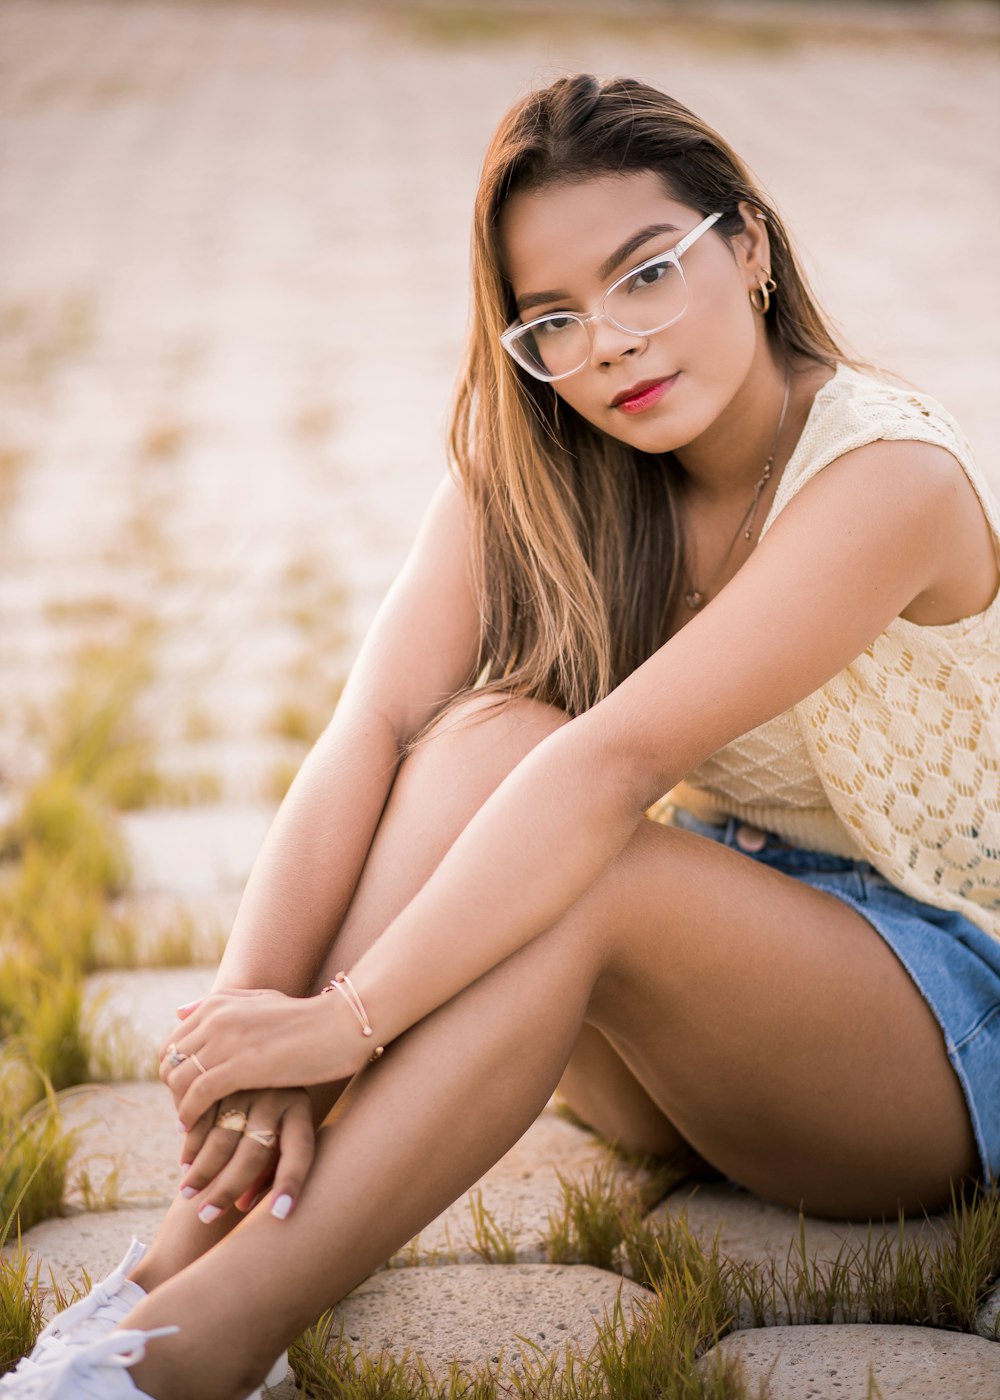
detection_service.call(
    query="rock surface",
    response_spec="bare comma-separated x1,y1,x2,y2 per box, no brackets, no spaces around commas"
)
394,1108,658,1266
977,1283,1000,1342
703,1324,1000,1399
648,1180,950,1265
322,1264,650,1382
1,1208,168,1313
85,966,217,1075
60,1082,181,1212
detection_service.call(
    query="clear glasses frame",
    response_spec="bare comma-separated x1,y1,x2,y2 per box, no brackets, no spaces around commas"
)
500,210,723,383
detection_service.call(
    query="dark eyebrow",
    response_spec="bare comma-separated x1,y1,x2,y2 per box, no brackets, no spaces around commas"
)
514,223,681,317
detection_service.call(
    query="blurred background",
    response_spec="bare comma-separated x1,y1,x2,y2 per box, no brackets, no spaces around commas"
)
1,0,999,806
0,0,999,1267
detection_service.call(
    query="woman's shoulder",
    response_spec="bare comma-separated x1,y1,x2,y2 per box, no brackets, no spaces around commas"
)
762,362,997,542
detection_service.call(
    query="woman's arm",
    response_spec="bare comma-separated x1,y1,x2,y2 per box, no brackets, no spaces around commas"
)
167,441,977,1122
347,440,969,1036
211,472,481,997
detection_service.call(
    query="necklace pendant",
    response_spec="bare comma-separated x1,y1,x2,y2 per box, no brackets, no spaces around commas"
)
684,589,705,610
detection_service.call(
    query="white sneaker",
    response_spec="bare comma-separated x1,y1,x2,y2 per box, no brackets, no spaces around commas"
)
27,1239,151,1363
15,1239,289,1399
0,1324,178,1396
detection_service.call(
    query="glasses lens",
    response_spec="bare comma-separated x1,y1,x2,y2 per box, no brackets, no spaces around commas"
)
605,255,688,334
509,316,589,381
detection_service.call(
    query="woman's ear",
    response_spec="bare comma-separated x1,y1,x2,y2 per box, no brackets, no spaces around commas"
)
732,199,772,283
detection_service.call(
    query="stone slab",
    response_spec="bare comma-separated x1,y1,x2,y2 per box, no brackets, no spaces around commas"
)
976,1283,1000,1341
120,805,276,897
325,1263,650,1382
85,965,217,1075
648,1180,950,1266
643,1182,952,1328
60,1082,180,1212
1,1207,168,1318
397,1106,658,1265
703,1324,1000,1399
107,889,239,966
51,1087,656,1268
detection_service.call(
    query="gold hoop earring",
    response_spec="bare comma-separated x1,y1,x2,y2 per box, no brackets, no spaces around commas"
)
749,272,778,315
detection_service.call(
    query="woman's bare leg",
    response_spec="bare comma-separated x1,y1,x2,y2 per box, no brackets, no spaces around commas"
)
114,701,978,1400
128,697,591,1292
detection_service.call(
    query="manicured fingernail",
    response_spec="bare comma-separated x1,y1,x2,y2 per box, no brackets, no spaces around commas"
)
270,1193,293,1220
180,1186,198,1200
176,1000,201,1014
180,1162,191,1172
176,1121,187,1134
198,1204,221,1224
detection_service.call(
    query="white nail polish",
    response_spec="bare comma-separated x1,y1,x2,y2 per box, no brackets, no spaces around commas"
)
198,1203,221,1224
180,1186,198,1200
270,1193,293,1220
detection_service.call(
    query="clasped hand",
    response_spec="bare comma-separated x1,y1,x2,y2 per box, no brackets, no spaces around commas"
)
158,987,374,1222
158,986,369,1129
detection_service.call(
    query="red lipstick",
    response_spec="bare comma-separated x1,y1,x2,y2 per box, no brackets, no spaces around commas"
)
611,374,678,414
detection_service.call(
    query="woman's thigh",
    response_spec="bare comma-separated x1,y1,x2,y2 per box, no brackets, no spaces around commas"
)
571,819,979,1218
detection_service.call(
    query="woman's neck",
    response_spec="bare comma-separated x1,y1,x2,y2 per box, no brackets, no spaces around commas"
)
673,354,829,507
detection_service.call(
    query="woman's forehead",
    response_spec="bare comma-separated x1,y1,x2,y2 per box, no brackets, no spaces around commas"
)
499,171,695,292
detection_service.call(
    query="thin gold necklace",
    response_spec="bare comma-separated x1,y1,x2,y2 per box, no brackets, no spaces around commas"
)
682,367,792,611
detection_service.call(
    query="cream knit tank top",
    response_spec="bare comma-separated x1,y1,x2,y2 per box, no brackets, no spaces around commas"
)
663,364,1000,941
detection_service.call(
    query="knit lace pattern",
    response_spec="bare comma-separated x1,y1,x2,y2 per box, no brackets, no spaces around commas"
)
669,365,1000,939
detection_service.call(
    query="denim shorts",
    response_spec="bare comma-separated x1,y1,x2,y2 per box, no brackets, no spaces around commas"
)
670,807,1000,1187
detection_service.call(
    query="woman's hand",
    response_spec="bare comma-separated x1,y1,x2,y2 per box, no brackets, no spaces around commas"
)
159,987,371,1128
176,1087,314,1223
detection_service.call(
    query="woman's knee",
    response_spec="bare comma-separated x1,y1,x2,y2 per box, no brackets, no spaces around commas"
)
411,691,569,776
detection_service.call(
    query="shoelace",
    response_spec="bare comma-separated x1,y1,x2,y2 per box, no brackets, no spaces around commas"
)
2,1326,179,1396
34,1240,148,1350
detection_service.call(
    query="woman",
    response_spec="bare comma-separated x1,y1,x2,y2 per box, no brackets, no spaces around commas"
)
5,73,998,1400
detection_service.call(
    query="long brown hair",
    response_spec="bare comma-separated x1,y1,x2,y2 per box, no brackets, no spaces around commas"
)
448,74,850,718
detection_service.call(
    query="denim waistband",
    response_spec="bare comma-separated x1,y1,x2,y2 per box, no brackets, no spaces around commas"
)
670,806,879,877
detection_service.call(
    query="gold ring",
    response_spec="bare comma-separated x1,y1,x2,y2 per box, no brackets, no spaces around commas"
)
166,1044,187,1068
189,1052,208,1075
243,1127,278,1150
214,1109,248,1133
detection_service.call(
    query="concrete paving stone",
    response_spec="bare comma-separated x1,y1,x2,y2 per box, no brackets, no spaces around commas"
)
59,1081,180,1212
976,1282,1000,1341
640,1181,953,1328
392,1105,659,1265
46,1084,651,1268
108,888,239,965
119,804,276,896
648,1179,950,1267
323,1263,650,1382
85,965,217,1074
701,1324,1000,1399
1,1207,168,1319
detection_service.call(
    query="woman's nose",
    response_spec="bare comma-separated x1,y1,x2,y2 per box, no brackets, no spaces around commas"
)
586,313,645,368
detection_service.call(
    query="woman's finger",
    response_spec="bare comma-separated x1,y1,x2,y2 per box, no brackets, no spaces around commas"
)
183,1131,280,1225
266,1093,316,1221
157,989,265,1063
179,1104,253,1203
178,1103,216,1168
176,1061,248,1129
180,1096,246,1173
234,1162,277,1214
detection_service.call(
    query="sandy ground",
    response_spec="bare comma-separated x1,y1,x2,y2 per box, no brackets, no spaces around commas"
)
0,0,998,791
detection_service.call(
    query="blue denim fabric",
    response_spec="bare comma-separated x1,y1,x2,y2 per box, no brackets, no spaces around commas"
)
671,807,1000,1187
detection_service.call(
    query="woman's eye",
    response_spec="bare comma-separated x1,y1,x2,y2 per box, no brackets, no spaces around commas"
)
536,315,576,338
626,260,673,293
